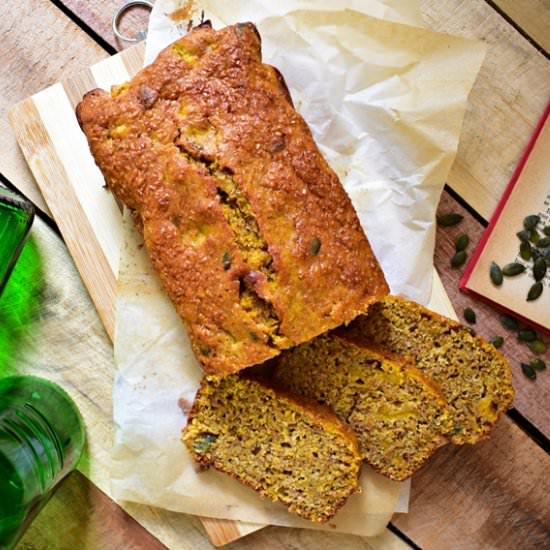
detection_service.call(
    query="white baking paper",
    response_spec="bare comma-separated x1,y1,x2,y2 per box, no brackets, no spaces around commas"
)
111,0,487,536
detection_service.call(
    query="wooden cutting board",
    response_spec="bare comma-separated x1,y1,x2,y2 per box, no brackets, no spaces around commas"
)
8,41,456,548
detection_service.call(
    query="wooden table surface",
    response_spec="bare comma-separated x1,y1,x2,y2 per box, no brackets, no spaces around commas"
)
1,1,549,549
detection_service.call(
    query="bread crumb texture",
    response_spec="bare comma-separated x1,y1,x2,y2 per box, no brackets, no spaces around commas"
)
182,375,362,522
348,296,515,444
274,332,452,480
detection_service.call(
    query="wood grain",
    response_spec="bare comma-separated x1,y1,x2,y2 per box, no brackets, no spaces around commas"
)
418,0,550,220
393,415,550,549
493,0,550,54
19,472,168,550
0,0,108,215
434,191,550,439
4,1,550,548
9,96,118,340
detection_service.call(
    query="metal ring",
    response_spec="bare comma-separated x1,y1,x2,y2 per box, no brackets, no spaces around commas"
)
112,0,154,43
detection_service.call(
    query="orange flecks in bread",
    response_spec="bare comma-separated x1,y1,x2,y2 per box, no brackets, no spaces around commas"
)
347,295,515,444
274,332,451,481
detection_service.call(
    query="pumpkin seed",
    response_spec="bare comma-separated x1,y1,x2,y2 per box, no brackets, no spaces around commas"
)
530,358,546,371
520,241,532,261
523,214,540,230
489,336,504,349
192,433,218,453
518,329,537,342
437,212,463,227
310,237,321,256
521,363,536,380
529,339,546,354
537,237,550,248
490,262,503,286
222,250,232,270
500,315,519,331
455,233,469,252
529,229,540,244
544,226,550,237
502,262,526,276
451,250,467,268
234,22,247,37
464,307,476,324
517,229,530,242
527,281,543,301
533,257,547,281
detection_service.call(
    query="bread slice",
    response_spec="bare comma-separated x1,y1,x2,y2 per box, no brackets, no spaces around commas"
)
273,333,451,480
347,295,515,444
182,375,362,522
76,22,388,376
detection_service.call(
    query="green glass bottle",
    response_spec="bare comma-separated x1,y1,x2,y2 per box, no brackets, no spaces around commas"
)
0,186,35,297
0,376,85,549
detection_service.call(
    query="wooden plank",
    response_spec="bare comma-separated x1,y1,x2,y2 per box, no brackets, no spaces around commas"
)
434,191,550,439
6,3,549,548
393,415,550,549
418,0,550,220
19,472,168,550
493,0,550,54
0,0,108,214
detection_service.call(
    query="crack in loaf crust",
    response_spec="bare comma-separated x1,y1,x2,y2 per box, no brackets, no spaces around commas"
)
347,296,515,444
76,22,389,376
182,374,363,522
273,332,452,480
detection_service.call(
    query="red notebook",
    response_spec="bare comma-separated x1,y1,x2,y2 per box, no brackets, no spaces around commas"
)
460,99,550,335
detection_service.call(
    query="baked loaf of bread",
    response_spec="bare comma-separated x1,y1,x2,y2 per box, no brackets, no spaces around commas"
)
76,22,388,376
182,374,362,522
347,296,515,444
273,332,451,480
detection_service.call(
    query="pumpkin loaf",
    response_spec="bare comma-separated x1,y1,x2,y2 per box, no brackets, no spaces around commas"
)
274,332,451,480
182,374,362,522
347,296,515,444
76,22,388,376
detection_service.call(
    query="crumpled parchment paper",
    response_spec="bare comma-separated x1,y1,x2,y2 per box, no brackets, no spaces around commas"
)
111,0,486,536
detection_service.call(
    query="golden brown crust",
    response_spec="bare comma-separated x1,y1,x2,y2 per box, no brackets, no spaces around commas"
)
245,374,361,447
77,22,388,375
